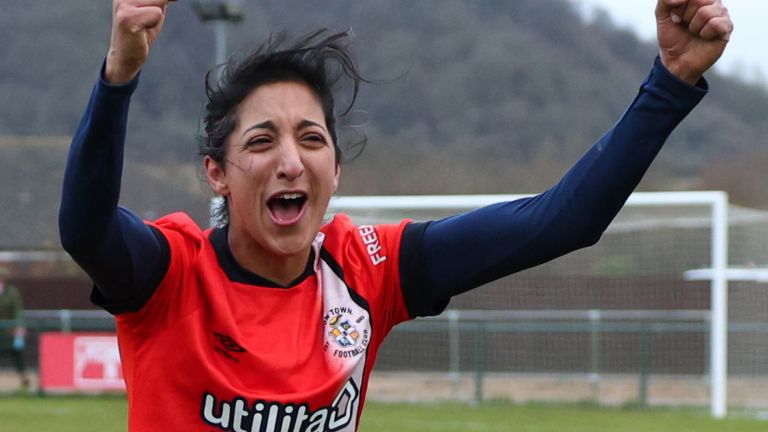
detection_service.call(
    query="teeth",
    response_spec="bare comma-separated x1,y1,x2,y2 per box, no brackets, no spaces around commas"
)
278,193,304,200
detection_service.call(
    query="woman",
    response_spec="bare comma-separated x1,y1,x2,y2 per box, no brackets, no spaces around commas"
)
59,0,732,430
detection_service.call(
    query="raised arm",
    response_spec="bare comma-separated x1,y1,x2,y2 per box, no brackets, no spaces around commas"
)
59,0,174,313
399,0,733,317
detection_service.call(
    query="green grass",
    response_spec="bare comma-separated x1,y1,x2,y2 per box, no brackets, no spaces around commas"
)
1,395,766,431
0,394,127,431
362,401,768,432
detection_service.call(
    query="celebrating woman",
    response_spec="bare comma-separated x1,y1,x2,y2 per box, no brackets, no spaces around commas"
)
60,0,732,430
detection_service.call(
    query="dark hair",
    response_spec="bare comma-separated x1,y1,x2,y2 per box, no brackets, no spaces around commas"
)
200,29,367,226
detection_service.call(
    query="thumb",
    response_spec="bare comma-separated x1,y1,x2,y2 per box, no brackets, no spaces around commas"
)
656,0,686,22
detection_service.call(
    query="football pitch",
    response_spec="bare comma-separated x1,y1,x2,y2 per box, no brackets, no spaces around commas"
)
1,396,767,431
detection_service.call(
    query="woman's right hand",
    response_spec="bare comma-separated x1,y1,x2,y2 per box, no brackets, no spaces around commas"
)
105,0,173,84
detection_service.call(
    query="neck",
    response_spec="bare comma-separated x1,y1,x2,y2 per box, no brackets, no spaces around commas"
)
226,229,312,287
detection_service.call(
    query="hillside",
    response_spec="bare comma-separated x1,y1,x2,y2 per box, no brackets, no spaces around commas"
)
0,136,210,250
1,0,767,249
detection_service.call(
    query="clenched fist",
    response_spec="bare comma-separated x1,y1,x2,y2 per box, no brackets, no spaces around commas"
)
656,0,734,85
105,0,174,84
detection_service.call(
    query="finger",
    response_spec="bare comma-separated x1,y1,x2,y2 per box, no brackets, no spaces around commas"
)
124,0,170,6
681,0,711,24
655,0,687,22
115,6,165,33
699,16,734,41
688,2,727,35
116,0,169,11
115,0,169,19
688,3,728,34
132,7,165,29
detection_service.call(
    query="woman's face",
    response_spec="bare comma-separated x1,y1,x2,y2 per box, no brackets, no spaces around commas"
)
206,80,339,263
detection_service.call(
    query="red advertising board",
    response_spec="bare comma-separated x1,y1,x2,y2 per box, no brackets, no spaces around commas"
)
39,332,125,393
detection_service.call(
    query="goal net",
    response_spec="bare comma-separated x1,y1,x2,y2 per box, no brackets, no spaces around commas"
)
326,192,768,418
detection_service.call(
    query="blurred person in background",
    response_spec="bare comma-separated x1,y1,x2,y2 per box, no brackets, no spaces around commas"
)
59,0,732,430
0,267,29,390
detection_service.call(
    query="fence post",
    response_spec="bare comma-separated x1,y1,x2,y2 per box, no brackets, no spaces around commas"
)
589,309,602,400
59,309,72,333
710,193,728,418
448,310,460,382
638,323,651,407
473,321,486,404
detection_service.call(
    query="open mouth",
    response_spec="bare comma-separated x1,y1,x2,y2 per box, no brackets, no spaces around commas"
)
267,192,308,225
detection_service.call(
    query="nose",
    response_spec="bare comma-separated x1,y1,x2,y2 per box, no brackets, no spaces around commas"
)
276,141,305,181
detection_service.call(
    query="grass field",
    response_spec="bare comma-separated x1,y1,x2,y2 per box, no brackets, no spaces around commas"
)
1,395,766,431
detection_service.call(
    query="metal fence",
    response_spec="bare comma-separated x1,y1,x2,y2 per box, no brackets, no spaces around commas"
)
4,307,768,409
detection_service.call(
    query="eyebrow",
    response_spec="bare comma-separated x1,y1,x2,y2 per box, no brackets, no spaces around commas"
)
241,121,277,137
241,119,327,137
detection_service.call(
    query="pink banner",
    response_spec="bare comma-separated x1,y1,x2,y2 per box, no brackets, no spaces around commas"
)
39,332,125,393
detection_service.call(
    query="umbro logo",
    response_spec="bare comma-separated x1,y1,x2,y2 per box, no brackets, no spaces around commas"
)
213,332,246,363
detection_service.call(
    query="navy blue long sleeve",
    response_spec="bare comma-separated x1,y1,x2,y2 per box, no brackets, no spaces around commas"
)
399,57,706,317
60,58,705,316
59,69,169,312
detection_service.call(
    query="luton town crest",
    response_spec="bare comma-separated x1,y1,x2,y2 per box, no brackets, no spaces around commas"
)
329,315,360,347
323,306,370,358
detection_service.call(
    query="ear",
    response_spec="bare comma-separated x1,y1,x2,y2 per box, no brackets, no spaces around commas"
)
205,156,229,196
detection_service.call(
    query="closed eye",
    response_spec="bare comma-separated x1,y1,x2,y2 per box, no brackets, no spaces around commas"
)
301,133,327,147
245,136,273,149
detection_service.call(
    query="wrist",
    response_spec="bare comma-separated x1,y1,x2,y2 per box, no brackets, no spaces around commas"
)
105,50,142,85
659,54,702,86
